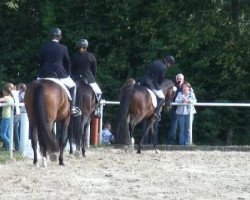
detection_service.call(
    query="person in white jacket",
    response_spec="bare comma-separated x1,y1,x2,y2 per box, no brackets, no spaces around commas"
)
175,81,197,145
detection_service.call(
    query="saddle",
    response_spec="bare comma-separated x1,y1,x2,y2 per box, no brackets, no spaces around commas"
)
146,88,157,108
39,78,72,100
77,78,101,103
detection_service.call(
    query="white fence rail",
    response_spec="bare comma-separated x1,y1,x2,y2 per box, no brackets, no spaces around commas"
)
1,101,250,159
99,100,250,145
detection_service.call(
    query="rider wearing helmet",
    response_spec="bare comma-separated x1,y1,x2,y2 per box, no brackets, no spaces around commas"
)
71,38,102,115
139,55,175,120
37,27,81,116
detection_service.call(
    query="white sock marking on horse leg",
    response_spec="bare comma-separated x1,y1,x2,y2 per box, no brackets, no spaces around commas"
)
131,137,135,148
42,157,47,168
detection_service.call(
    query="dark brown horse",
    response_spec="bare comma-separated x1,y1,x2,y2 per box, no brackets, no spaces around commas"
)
68,80,96,157
116,79,176,153
24,79,71,167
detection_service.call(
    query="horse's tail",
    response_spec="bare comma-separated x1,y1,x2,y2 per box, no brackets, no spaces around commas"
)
33,84,59,152
116,85,133,145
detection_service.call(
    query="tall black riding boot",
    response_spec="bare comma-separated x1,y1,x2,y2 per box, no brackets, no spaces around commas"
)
153,98,165,121
69,86,82,117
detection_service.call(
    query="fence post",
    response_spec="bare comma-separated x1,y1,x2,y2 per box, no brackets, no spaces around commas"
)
19,111,29,154
189,104,193,145
9,108,14,159
99,101,104,144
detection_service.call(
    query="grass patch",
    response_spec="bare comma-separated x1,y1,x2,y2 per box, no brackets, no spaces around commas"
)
0,142,23,164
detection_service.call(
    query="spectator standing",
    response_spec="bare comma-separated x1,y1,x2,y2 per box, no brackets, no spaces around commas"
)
6,83,21,151
17,83,28,153
101,122,114,145
0,85,14,150
166,73,185,144
17,83,26,103
175,81,197,145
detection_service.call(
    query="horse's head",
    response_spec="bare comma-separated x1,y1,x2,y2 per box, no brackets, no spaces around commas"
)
161,79,176,111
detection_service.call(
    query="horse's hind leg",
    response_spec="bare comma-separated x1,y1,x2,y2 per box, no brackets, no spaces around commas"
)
81,124,90,157
137,119,152,154
68,117,74,154
151,125,158,153
31,126,39,166
58,119,70,166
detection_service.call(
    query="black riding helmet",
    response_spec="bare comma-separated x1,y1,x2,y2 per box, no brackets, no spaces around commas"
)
50,28,62,37
165,55,175,65
77,39,88,49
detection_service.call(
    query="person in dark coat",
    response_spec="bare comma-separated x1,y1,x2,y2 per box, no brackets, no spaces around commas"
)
139,55,175,120
71,38,102,113
37,27,81,116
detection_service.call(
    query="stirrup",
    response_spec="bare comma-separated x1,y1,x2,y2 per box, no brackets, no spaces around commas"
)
94,107,101,118
71,107,82,117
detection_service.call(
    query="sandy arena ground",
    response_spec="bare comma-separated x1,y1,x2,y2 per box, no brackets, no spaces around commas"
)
0,147,249,200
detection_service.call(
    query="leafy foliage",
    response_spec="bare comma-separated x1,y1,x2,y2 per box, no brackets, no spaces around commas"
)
0,0,249,145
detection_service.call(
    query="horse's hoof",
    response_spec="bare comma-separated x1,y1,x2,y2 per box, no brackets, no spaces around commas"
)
49,153,57,162
137,150,141,154
59,162,65,166
33,163,39,168
155,149,159,154
74,150,81,158
124,145,129,153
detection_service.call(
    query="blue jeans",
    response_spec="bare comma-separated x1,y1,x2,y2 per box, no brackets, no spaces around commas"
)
1,118,11,149
177,114,193,145
166,110,179,144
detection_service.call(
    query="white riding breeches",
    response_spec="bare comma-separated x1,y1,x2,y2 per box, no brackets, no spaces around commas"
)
59,76,76,89
38,76,76,89
90,82,102,94
152,89,165,99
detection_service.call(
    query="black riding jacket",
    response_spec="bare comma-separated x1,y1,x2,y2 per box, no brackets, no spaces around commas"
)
71,51,97,83
38,40,71,78
140,59,167,90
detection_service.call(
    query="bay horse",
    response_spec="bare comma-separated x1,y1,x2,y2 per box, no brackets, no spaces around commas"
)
68,80,96,157
116,79,176,153
24,79,71,167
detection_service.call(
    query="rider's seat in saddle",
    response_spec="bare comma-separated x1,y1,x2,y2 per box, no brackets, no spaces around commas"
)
138,82,165,121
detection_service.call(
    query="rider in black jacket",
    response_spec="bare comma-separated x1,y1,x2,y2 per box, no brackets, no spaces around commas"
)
139,55,175,120
38,28,81,116
71,39,102,110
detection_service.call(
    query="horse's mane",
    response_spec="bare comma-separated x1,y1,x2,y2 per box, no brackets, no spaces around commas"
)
161,79,174,89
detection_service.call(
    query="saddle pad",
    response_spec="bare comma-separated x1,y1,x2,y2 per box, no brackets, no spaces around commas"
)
42,78,72,100
146,89,157,108
90,82,102,94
